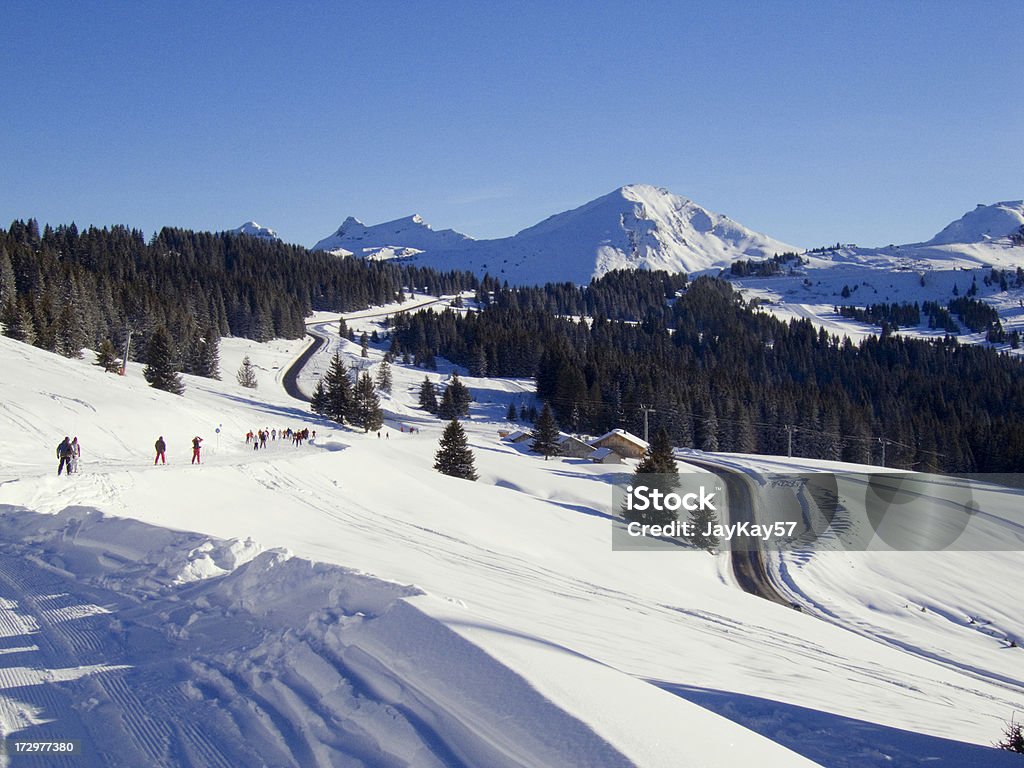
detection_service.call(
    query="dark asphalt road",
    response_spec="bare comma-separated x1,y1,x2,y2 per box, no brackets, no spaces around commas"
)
680,455,792,607
282,327,328,402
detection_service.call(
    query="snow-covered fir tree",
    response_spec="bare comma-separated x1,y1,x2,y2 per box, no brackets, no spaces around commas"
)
143,325,185,395
351,371,384,432
194,326,220,379
438,373,471,420
237,355,258,388
530,403,561,460
375,359,393,394
95,338,121,373
322,352,353,424
437,387,457,421
418,376,438,413
623,428,678,527
434,420,478,481
310,378,328,416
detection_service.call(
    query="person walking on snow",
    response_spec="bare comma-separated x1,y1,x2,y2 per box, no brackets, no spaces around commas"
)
56,436,73,476
70,437,81,474
154,436,167,464
191,436,203,464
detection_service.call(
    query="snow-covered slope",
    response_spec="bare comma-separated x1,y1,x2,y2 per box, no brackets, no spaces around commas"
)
311,214,473,257
507,184,796,276
723,199,1024,353
1,311,1022,766
230,220,280,240
311,192,1024,288
926,201,1024,246
312,185,796,283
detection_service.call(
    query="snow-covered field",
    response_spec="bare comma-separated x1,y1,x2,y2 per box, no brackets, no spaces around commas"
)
1,301,1022,767
724,257,1024,356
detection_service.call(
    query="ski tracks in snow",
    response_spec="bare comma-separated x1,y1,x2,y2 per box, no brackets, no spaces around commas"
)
0,551,239,768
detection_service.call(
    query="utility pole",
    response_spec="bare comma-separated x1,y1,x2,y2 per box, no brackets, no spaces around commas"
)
784,424,795,458
639,404,657,442
120,329,133,376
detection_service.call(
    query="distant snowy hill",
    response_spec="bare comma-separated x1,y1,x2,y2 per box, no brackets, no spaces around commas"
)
718,200,1024,356
312,185,797,284
925,201,1024,246
230,220,280,240
312,214,473,258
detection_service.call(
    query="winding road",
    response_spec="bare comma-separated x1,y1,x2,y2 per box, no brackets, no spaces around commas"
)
679,455,792,607
282,296,452,403
282,328,326,402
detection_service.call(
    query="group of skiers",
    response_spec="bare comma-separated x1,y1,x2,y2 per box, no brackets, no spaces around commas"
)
246,427,315,449
56,424,330,474
56,436,81,476
153,435,203,465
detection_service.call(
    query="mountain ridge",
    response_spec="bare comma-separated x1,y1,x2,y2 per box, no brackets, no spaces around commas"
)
312,184,796,283
310,187,1024,285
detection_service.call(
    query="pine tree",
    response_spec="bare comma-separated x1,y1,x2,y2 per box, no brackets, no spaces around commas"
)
55,300,85,358
687,506,720,551
375,359,393,394
338,316,348,338
360,331,369,358
623,428,678,526
469,345,488,376
323,352,353,424
997,716,1024,754
195,326,221,379
437,386,458,420
237,355,258,388
95,338,121,373
351,371,384,432
434,420,478,480
638,428,677,474
143,325,185,395
418,376,438,413
2,298,35,344
530,402,561,460
699,401,720,452
0,247,15,309
310,377,329,416
506,402,518,421
447,373,472,418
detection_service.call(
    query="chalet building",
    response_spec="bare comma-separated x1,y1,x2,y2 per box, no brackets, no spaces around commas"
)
556,434,596,459
589,428,649,460
589,447,623,464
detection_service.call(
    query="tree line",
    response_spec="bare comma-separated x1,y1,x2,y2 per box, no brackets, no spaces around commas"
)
0,219,477,378
391,272,1024,472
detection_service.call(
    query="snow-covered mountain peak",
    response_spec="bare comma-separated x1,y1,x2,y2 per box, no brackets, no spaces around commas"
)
231,221,279,240
311,184,797,282
925,200,1024,245
502,184,796,280
312,213,473,255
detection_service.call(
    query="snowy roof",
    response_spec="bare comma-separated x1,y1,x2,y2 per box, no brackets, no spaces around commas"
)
555,434,589,445
589,447,618,460
590,428,649,450
505,430,531,442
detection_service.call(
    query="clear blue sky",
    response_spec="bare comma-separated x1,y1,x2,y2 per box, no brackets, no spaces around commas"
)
2,1,1021,250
